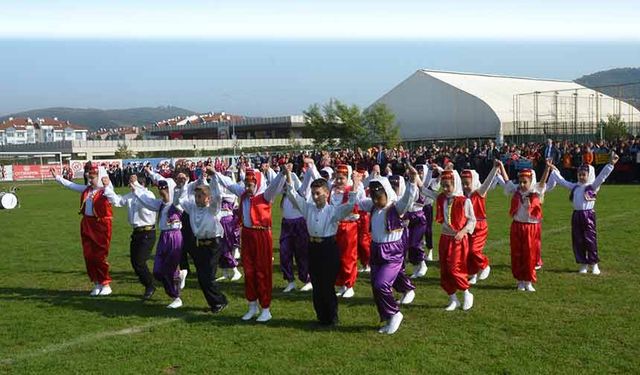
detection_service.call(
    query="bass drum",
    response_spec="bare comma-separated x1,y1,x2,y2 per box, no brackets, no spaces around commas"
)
0,192,18,209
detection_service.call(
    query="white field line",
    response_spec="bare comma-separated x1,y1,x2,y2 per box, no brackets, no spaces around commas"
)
1,318,179,366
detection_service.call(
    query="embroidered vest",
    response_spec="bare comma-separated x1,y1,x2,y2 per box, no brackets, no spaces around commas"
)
435,194,467,231
79,187,112,218
509,191,542,219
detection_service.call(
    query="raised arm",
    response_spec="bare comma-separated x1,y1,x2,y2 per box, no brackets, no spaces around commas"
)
285,179,308,215
537,160,553,190
215,171,245,197
549,168,575,190
207,169,222,216
133,186,163,211
477,163,500,197
332,191,358,222
593,154,618,191
263,171,286,203
298,159,321,198
51,168,86,193
102,183,128,207
396,166,420,215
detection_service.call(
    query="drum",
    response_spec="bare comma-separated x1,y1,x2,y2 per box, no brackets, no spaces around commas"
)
0,192,18,209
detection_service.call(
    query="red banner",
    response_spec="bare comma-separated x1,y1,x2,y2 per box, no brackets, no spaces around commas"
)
12,165,61,181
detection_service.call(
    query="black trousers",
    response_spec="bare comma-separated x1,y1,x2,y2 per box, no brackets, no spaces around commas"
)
308,237,340,325
189,238,228,310
130,229,157,289
180,213,195,272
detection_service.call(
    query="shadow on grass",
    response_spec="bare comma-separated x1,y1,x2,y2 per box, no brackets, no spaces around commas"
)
0,287,374,333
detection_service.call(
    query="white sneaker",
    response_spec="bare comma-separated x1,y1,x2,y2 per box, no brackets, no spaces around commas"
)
230,267,242,281
535,264,542,270
233,248,241,260
378,322,389,334
342,287,355,298
468,274,478,285
592,264,601,275
300,282,313,292
426,249,433,261
462,290,474,311
336,285,347,296
216,269,228,282
525,282,536,292
399,290,415,305
167,297,183,309
517,281,525,291
479,265,491,280
283,281,296,293
445,295,460,311
363,265,371,273
98,284,112,296
242,301,259,321
411,261,428,279
386,312,404,335
256,308,272,323
578,264,588,274
89,283,101,296
179,269,188,290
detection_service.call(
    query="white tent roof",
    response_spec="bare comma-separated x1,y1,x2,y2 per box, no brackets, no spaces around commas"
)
419,70,586,124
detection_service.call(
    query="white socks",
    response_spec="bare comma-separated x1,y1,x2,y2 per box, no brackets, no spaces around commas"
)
445,294,461,311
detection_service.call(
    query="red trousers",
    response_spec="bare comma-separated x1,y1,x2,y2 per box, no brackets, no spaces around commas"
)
438,234,469,295
356,211,371,267
80,216,112,285
467,220,489,275
335,221,359,288
241,227,273,308
510,221,541,283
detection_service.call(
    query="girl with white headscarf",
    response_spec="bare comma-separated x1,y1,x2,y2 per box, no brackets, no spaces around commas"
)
548,153,619,275
498,160,553,292
422,168,477,312
460,160,501,285
356,168,420,335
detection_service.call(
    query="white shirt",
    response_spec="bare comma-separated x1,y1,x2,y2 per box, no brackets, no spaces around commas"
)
216,171,285,228
286,183,357,237
503,181,546,224
357,183,418,243
281,172,304,219
55,176,96,216
550,164,613,211
174,182,223,239
104,185,157,228
131,188,181,231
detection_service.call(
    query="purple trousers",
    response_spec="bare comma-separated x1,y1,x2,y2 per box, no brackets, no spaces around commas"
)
572,210,599,265
279,217,310,283
371,239,415,321
219,214,240,269
154,229,183,299
405,210,427,265
423,204,434,250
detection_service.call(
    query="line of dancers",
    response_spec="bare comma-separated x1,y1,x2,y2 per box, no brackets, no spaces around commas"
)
48,150,619,334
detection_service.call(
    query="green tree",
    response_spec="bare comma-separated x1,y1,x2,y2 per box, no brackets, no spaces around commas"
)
303,99,400,149
363,103,400,148
114,143,134,159
602,114,628,142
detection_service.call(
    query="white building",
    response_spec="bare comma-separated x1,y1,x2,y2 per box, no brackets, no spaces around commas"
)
373,69,640,141
0,117,87,146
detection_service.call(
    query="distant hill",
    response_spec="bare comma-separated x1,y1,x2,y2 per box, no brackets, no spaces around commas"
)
576,67,640,108
0,106,197,130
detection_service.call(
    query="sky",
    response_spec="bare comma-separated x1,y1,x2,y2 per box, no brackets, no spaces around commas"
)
0,1,639,116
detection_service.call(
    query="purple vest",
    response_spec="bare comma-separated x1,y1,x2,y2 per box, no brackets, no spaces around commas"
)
570,184,597,203
370,203,404,232
221,200,235,211
159,203,182,227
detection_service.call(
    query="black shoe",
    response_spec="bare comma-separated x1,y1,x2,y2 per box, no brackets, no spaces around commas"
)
142,286,155,300
211,303,227,314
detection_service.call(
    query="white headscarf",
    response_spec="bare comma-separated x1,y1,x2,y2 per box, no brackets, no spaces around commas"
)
321,166,334,181
346,165,354,187
451,170,464,197
369,176,398,206
462,169,481,191
585,165,596,185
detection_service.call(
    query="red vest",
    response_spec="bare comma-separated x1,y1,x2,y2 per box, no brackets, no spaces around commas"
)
239,192,272,228
435,194,467,231
331,186,359,213
509,191,542,220
469,191,486,220
80,187,112,218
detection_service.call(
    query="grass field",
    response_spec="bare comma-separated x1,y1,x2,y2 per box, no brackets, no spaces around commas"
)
1,181,639,374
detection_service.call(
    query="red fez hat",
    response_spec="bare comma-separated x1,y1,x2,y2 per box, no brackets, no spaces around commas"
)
460,170,473,179
335,164,349,176
245,169,257,182
440,170,454,181
518,169,533,178
88,166,99,176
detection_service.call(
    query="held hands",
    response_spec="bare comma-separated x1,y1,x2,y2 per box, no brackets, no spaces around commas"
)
49,167,58,178
101,176,111,187
493,159,503,168
372,164,381,177
303,158,315,166
205,165,215,176
407,165,419,184
454,230,466,241
352,170,363,189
